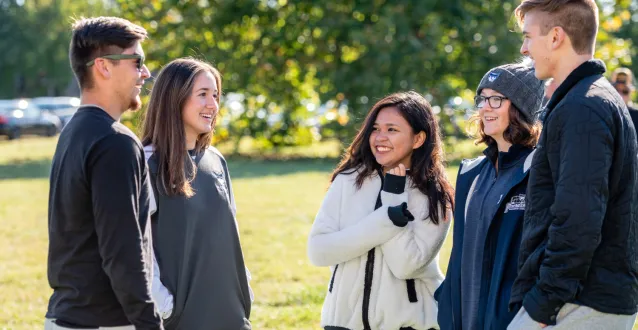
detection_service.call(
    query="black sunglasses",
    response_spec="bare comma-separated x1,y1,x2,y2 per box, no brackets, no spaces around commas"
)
86,54,145,70
474,95,508,108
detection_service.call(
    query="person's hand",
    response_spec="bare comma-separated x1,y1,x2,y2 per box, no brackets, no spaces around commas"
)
387,163,406,177
540,323,547,328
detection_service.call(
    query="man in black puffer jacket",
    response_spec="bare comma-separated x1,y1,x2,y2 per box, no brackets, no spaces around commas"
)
508,0,638,329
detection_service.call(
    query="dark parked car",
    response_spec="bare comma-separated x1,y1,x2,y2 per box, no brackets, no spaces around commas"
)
31,97,80,127
0,99,61,140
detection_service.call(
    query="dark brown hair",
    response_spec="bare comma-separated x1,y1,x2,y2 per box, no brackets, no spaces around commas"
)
468,104,542,148
515,0,598,55
69,17,148,89
331,91,454,224
142,58,222,197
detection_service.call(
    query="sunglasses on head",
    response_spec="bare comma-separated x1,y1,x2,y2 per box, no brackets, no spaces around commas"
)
86,54,145,70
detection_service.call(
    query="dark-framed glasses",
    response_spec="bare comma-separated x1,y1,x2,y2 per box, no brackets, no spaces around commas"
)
474,95,508,108
86,54,145,70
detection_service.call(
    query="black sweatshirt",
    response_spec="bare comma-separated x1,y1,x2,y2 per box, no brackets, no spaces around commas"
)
46,106,162,329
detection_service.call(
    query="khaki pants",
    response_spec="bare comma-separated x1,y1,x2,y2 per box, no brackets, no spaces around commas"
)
44,318,135,330
507,303,637,330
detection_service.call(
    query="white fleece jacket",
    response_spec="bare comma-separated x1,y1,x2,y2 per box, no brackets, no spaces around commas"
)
308,170,450,330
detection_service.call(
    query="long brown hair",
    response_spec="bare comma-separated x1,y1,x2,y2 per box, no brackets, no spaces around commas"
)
467,104,542,148
331,91,454,224
142,58,222,197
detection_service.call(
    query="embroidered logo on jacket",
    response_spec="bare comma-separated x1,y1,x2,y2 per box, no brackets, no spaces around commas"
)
504,194,525,213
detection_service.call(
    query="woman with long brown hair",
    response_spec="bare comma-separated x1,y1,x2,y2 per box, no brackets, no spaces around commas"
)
142,58,251,330
434,62,544,330
308,91,454,330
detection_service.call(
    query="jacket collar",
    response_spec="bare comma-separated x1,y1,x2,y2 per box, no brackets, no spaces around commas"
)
483,143,532,171
544,59,606,121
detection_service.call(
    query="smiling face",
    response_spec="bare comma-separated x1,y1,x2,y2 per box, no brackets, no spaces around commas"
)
182,71,219,148
110,41,151,111
369,106,424,170
520,11,555,80
479,88,511,144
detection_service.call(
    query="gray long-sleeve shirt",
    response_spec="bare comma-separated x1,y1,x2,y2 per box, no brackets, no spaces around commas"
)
147,146,251,330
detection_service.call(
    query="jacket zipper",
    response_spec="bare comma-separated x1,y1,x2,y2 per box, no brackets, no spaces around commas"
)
362,171,385,330
362,249,375,330
329,264,338,292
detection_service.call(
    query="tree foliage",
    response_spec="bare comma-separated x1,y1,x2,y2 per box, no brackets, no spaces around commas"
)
1,0,636,150
0,0,112,98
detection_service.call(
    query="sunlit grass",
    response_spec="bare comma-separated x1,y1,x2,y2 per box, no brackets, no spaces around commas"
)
3,137,632,329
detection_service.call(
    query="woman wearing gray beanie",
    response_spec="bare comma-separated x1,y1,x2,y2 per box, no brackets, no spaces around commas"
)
434,63,544,330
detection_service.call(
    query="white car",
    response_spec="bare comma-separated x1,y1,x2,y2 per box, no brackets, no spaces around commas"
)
31,96,80,127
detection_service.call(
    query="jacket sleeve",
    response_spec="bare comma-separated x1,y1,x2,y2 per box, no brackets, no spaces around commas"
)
523,104,613,325
307,175,403,267
151,251,174,320
147,182,174,320
223,161,255,303
89,134,162,329
381,204,451,280
219,153,255,302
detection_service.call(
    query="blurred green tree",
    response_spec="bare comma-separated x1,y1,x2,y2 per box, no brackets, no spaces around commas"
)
0,0,635,151
0,0,112,98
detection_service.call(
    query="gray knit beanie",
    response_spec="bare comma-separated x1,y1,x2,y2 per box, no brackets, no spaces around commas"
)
476,63,545,123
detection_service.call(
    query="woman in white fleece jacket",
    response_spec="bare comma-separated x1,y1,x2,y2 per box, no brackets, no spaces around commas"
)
308,91,454,330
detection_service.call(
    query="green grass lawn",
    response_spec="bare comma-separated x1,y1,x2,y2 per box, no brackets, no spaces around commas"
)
0,136,455,329
1,137,635,329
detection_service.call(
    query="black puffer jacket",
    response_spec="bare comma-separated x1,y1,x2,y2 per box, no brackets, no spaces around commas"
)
509,60,638,325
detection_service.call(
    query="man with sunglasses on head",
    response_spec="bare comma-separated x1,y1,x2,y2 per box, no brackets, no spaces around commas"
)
45,17,162,330
611,68,638,137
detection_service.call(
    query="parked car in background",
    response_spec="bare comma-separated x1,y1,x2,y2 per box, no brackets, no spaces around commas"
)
31,96,80,127
0,99,61,140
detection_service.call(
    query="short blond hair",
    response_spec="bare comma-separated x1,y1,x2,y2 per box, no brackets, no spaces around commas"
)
515,0,599,55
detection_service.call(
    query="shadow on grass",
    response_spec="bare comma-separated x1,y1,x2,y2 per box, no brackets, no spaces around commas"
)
227,156,339,179
0,156,339,181
0,155,459,181
222,156,463,179
0,158,52,180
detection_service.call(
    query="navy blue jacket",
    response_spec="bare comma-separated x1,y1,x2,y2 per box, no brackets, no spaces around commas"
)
510,60,638,325
435,144,535,330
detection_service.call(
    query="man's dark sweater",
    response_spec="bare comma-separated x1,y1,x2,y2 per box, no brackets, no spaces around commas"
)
46,106,162,329
510,60,638,325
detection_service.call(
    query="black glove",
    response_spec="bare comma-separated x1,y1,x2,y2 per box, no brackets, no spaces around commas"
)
388,202,415,227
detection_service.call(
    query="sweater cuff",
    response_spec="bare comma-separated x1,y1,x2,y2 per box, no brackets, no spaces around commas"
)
522,285,563,326
383,173,406,194
387,202,415,227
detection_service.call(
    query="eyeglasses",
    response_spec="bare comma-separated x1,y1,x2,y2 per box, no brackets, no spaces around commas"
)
474,95,508,108
86,54,145,70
